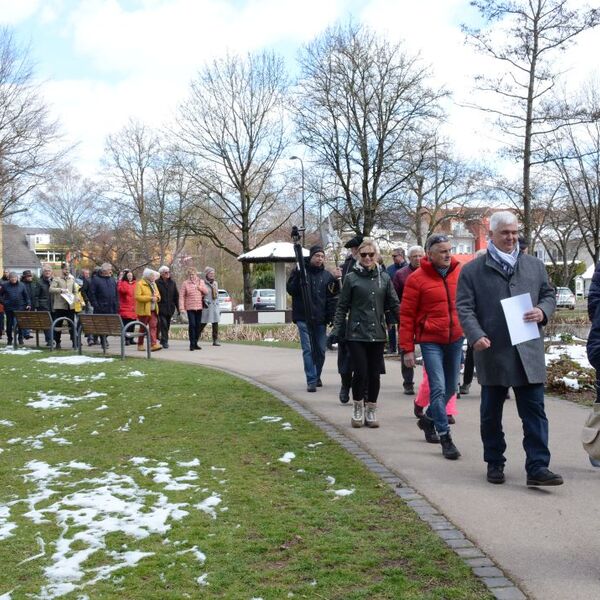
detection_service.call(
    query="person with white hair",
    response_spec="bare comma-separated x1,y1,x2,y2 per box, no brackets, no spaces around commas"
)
457,210,562,487
49,263,77,349
198,266,221,346
156,265,179,349
135,268,162,351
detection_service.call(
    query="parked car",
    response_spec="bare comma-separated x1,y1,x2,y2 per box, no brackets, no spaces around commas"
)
556,286,576,310
252,288,276,310
217,289,233,311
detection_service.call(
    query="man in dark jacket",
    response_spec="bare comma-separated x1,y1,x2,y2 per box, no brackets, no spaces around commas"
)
33,265,54,346
156,265,179,349
88,263,118,348
384,248,407,354
20,270,35,340
393,245,424,396
0,271,31,346
287,245,339,392
457,211,562,487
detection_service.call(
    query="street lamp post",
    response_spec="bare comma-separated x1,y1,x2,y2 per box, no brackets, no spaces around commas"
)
290,155,305,246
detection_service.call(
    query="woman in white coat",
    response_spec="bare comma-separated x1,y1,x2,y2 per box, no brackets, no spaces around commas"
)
198,267,221,346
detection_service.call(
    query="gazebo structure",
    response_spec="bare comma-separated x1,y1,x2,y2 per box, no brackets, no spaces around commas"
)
237,241,309,311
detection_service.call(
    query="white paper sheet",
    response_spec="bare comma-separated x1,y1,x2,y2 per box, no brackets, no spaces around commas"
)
500,293,540,346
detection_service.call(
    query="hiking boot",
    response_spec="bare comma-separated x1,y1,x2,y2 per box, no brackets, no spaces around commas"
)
459,383,470,395
413,401,424,418
364,402,379,428
526,468,563,487
339,386,350,404
487,464,505,484
351,401,364,428
403,384,415,396
417,416,439,443
439,432,460,460
151,344,162,352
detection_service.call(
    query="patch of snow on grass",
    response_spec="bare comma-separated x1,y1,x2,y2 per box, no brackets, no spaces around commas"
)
27,391,107,410
37,356,114,365
128,370,145,377
278,452,296,464
18,460,188,599
0,505,17,540
0,348,41,355
545,344,591,369
260,416,282,422
560,376,580,390
0,420,15,427
307,442,323,448
177,459,200,467
146,403,162,409
333,488,354,497
196,573,209,586
326,476,336,485
195,493,222,519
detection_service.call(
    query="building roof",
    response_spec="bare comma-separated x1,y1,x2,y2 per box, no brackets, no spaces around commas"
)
237,241,309,263
2,224,42,271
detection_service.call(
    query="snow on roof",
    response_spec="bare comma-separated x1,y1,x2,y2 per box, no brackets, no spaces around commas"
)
581,264,596,279
237,241,309,263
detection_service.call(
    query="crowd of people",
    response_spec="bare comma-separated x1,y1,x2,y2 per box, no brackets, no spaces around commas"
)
0,263,223,352
287,210,570,487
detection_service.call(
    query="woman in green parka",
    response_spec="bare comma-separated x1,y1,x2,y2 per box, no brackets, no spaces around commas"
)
332,238,400,429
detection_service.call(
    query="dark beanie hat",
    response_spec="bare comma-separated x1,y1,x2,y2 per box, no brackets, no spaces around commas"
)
344,235,363,249
22,270,32,276
309,245,324,258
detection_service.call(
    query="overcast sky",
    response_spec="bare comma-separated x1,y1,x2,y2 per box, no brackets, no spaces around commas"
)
1,0,598,177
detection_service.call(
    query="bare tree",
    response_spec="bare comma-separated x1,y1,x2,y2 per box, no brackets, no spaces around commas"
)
0,28,64,219
463,0,600,243
35,166,98,252
534,188,585,284
173,50,292,307
548,115,600,264
294,22,447,237
103,119,192,268
387,135,488,245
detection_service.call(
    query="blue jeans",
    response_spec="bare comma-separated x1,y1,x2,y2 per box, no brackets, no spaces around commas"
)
481,383,550,476
420,338,463,434
296,321,327,386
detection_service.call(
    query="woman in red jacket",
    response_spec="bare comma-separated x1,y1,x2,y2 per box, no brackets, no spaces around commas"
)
118,270,137,345
399,234,464,460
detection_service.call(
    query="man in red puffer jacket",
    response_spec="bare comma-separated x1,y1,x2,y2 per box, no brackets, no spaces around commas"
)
400,234,464,460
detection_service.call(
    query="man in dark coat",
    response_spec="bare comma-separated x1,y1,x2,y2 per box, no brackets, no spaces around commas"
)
88,263,118,348
457,211,562,487
0,271,31,346
287,245,339,393
33,265,54,346
156,265,179,349
393,245,424,396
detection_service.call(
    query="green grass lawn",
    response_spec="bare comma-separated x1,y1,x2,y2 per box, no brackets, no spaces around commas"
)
0,349,491,599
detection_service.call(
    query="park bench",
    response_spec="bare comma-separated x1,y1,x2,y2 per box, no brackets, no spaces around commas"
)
12,311,54,349
77,314,150,359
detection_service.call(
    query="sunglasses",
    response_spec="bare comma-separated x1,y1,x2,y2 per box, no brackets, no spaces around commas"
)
360,252,375,258
426,234,449,249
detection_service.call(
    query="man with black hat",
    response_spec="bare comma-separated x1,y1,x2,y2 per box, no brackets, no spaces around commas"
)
287,245,339,392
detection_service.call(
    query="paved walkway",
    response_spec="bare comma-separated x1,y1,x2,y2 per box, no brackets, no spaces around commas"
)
119,340,598,598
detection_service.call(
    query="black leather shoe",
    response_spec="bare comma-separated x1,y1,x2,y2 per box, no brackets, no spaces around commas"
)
307,384,317,392
487,464,505,484
339,386,350,404
404,384,415,396
526,468,563,486
212,341,221,346
413,401,424,418
162,342,169,349
440,432,460,460
417,416,440,443
316,378,322,387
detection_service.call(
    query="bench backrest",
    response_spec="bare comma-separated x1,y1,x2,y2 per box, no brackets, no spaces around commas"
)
78,314,124,336
14,311,52,330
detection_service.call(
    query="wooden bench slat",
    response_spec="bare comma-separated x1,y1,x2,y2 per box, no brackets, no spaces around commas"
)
14,311,53,330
